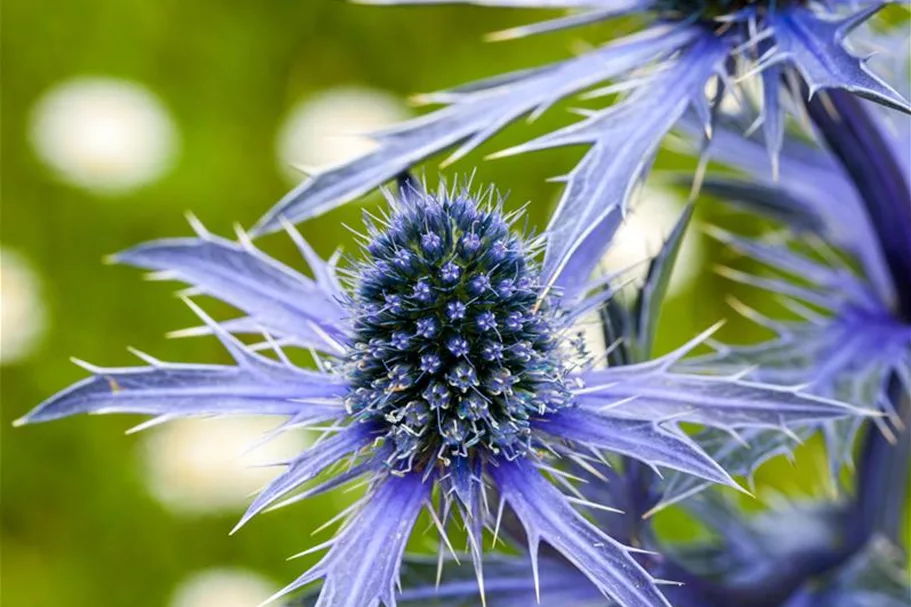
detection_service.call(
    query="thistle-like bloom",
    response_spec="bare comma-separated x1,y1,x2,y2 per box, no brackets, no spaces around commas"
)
18,182,863,607
250,0,911,297
680,99,911,473
638,102,910,511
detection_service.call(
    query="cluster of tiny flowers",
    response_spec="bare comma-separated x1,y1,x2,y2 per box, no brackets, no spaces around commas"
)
343,188,572,471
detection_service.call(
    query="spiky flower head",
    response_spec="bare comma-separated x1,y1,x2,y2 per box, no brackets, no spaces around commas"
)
345,188,571,468
17,178,865,607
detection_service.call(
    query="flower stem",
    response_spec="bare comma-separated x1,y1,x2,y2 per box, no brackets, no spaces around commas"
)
803,89,911,321
851,375,911,548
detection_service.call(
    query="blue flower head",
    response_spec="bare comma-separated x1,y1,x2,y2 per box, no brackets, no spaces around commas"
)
344,187,571,467
17,180,865,607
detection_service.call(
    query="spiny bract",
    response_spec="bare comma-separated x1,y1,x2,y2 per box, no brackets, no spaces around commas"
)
252,0,911,302
345,189,571,469
18,179,867,607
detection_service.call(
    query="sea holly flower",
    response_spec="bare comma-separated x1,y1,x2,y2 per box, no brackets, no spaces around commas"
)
654,215,910,506
676,90,911,475
249,0,911,295
18,181,865,607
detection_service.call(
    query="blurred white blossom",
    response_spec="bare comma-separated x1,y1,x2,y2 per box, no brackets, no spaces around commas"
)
0,248,47,364
170,569,276,607
276,86,409,183
30,78,178,194
140,416,309,515
602,185,703,298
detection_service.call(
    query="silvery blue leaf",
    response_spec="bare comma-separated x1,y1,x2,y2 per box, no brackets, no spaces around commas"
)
631,204,693,359
491,459,671,607
115,232,349,354
268,474,430,607
769,5,911,113
252,25,698,235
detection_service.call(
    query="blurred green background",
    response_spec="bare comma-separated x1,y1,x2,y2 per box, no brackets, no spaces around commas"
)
2,2,903,606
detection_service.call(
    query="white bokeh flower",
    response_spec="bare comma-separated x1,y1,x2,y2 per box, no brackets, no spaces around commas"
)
0,248,47,364
275,86,409,183
141,416,309,515
30,78,178,194
170,569,276,607
602,185,703,298
574,187,702,367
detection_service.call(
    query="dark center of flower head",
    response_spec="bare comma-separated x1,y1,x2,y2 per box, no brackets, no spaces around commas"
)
344,186,573,472
657,0,804,22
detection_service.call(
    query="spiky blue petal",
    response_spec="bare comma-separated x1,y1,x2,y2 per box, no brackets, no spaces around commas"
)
484,2,650,40
396,554,599,607
270,474,430,607
769,5,911,113
250,25,698,236
115,226,348,353
234,424,378,531
359,1,652,41
505,34,726,290
17,328,346,426
652,426,813,513
701,233,911,404
692,311,910,472
541,407,739,488
576,354,864,429
491,458,672,607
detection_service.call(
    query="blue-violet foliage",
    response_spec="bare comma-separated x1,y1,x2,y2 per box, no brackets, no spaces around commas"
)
17,182,863,607
252,0,911,301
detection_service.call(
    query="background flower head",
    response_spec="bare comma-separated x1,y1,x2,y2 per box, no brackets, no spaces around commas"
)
250,0,911,300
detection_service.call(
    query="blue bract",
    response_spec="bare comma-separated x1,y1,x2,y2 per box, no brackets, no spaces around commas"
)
251,0,911,302
674,91,911,480
18,183,866,607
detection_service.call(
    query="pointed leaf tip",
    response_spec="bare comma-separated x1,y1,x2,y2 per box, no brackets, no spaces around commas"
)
632,203,695,360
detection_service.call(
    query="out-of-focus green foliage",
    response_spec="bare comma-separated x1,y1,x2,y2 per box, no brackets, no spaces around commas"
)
1,1,857,606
